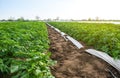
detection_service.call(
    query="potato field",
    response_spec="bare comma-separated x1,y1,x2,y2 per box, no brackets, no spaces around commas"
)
0,21,120,78
0,22,54,78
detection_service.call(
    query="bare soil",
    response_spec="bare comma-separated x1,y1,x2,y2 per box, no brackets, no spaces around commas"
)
47,25,120,78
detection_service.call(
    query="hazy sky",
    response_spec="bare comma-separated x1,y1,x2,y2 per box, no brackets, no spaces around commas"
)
0,0,120,20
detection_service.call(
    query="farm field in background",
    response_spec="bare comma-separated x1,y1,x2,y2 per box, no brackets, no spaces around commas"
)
77,20,120,24
49,22,120,59
0,22,54,78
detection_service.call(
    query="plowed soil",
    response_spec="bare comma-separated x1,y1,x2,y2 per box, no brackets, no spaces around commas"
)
47,26,120,78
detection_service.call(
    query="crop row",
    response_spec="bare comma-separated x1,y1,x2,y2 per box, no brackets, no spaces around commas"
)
0,22,54,78
49,22,120,59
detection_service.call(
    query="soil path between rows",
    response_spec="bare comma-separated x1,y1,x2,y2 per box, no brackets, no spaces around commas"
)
47,25,120,78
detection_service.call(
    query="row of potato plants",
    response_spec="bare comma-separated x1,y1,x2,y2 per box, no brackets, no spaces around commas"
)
49,22,120,59
0,21,54,78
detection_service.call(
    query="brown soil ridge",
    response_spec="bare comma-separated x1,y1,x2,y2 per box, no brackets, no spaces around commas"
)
47,25,120,78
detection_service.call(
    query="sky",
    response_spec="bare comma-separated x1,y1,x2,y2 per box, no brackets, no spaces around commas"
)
0,0,120,20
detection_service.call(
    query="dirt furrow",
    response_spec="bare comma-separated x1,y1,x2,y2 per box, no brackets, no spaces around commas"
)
47,25,120,78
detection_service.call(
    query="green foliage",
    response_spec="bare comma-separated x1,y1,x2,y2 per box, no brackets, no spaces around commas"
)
49,22,120,59
0,22,55,78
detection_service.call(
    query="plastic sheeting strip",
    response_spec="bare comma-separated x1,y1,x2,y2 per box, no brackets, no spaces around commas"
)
66,36,84,49
85,49,120,72
54,28,61,33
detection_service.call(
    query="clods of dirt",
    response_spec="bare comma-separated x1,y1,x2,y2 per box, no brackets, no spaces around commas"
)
47,26,120,78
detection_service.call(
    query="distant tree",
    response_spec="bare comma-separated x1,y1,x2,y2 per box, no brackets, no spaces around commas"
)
47,18,51,21
70,19,74,21
55,17,59,21
96,17,99,21
8,17,14,21
88,17,92,21
56,17,59,20
1,19,6,21
35,16,40,21
17,17,24,21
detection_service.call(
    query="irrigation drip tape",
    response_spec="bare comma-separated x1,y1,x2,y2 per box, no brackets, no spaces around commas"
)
46,23,120,72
